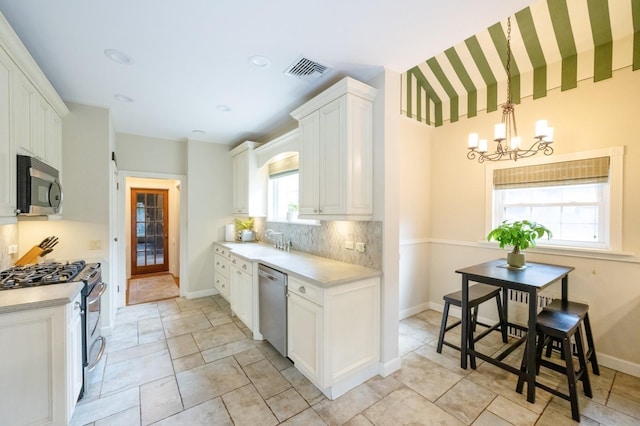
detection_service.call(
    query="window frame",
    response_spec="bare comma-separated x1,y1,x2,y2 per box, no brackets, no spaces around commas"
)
485,146,624,252
267,170,319,226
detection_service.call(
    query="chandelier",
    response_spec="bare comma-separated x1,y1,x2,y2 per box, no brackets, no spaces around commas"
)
467,17,554,163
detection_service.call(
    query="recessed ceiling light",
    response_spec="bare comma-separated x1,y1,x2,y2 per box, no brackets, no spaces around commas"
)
249,55,271,68
216,104,231,112
104,49,133,64
114,94,134,103
192,129,206,134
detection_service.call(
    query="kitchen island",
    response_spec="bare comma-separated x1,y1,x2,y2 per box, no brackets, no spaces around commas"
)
213,241,381,400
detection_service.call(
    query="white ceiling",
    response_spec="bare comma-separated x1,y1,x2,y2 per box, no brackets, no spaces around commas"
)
0,0,533,146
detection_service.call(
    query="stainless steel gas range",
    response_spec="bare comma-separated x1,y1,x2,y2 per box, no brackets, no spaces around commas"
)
0,260,107,399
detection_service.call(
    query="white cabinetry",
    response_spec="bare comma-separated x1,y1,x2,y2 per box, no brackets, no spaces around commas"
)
0,13,68,222
66,293,84,417
291,77,377,220
214,245,231,301
0,291,83,425
13,71,61,169
0,46,16,220
230,141,266,217
230,254,253,330
287,275,380,400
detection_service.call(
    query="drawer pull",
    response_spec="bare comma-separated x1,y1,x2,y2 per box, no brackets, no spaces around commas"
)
242,264,247,270
232,259,236,264
299,286,306,294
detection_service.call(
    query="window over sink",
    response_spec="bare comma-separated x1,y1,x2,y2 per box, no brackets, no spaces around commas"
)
267,153,317,225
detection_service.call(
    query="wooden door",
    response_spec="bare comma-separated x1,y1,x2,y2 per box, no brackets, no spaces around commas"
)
131,188,169,275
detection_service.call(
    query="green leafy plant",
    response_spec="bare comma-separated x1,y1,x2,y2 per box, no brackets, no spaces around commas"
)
288,203,298,213
235,218,254,231
486,220,552,254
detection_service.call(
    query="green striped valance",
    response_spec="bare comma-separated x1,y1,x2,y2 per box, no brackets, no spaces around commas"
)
493,156,610,189
402,0,640,126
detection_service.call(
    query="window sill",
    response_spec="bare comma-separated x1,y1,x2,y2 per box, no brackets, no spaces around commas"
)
479,241,636,259
266,219,321,227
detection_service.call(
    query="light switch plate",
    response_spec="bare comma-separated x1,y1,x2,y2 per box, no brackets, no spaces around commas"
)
356,242,366,253
345,240,354,250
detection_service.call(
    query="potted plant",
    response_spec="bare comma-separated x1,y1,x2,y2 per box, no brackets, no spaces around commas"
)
286,203,298,221
235,218,255,241
486,220,552,268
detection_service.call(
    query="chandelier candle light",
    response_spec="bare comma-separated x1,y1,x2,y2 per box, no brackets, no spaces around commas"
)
467,17,554,163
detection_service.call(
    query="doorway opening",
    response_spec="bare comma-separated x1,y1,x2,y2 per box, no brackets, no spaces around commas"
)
124,177,182,306
131,188,169,275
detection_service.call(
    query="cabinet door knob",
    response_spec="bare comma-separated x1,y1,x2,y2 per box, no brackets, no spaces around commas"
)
74,301,81,310
299,286,306,294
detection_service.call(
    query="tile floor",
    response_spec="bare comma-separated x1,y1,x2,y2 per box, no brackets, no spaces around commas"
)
72,295,640,425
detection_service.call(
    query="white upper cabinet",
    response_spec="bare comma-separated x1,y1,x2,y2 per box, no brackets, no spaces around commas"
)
14,73,61,169
0,12,68,221
291,77,377,220
0,47,15,219
230,141,266,217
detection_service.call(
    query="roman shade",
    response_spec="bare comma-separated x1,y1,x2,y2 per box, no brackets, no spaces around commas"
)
268,153,299,177
493,156,610,189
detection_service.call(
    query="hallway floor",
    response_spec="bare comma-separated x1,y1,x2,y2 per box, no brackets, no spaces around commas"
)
127,273,179,305
71,296,640,425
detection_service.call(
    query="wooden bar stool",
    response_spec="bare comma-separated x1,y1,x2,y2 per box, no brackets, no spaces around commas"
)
437,283,508,367
542,299,600,375
516,309,592,422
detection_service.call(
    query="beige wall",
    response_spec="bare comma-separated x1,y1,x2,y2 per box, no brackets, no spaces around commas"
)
116,132,187,175
186,139,233,295
398,115,432,317
423,66,640,373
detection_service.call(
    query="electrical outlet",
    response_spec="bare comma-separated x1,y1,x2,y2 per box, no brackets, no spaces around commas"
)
355,242,366,253
345,240,354,250
89,240,102,250
7,244,18,254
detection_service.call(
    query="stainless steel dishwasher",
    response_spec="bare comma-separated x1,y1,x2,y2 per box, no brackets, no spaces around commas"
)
258,264,288,357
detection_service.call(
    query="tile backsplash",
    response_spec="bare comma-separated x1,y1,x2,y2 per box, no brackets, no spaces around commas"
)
253,219,382,270
0,224,18,270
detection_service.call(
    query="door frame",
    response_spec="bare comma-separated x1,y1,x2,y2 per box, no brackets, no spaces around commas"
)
115,170,188,308
130,187,170,275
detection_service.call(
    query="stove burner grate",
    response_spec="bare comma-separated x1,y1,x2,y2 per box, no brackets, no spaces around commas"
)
0,260,88,290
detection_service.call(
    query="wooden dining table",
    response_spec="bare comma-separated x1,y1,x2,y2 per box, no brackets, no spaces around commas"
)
455,259,575,403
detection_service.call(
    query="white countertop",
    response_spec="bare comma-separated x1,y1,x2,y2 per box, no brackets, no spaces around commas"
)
0,282,84,314
216,242,381,286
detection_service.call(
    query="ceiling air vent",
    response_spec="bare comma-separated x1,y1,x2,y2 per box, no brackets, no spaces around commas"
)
284,56,331,82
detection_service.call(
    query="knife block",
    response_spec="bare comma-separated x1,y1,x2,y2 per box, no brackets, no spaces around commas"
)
14,246,44,266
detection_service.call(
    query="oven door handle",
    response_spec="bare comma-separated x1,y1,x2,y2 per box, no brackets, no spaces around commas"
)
87,336,106,372
88,282,107,304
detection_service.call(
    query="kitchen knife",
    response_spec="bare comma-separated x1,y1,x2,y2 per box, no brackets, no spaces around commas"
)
39,236,52,249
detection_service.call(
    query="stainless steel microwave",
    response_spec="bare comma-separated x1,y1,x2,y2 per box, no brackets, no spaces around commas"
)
16,155,63,215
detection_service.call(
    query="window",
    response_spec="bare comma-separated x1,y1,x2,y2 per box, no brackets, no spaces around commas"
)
266,153,317,224
487,147,624,251
268,171,299,221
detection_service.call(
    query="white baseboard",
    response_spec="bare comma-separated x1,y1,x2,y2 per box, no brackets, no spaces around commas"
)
399,302,430,320
379,357,402,377
598,353,640,378
185,288,216,299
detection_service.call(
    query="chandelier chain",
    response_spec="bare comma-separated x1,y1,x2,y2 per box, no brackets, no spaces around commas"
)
506,17,512,104
466,15,554,162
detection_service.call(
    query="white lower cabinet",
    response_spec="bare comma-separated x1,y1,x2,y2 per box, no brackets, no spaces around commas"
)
287,276,380,400
230,255,253,330
0,291,83,425
214,251,231,301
